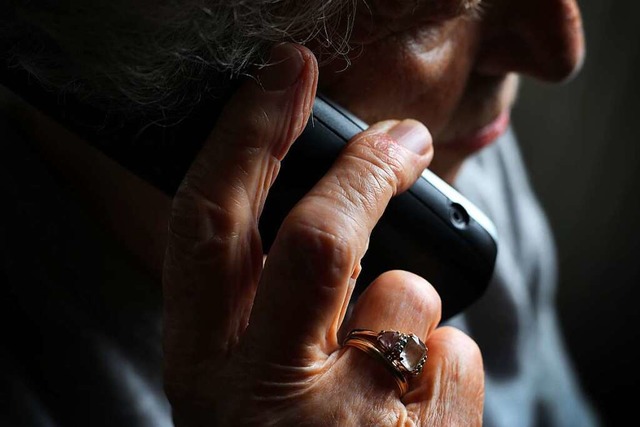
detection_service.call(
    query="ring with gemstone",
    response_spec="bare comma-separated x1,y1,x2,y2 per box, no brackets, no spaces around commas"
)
342,329,428,395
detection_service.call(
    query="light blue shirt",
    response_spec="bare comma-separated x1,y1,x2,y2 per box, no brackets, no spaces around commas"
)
450,128,600,427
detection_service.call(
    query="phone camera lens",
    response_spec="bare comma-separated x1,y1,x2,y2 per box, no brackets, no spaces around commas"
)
450,203,470,229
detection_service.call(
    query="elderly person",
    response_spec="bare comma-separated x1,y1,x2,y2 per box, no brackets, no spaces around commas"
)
0,0,599,426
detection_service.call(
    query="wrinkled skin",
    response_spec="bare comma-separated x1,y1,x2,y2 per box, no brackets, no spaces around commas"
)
319,0,584,181
163,44,483,426
163,0,585,425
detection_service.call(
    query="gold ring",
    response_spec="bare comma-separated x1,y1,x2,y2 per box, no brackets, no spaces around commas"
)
343,329,428,396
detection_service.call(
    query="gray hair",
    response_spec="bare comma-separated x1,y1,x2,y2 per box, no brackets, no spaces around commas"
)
2,0,357,118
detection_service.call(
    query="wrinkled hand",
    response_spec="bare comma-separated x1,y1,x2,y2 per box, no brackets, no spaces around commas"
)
162,43,484,426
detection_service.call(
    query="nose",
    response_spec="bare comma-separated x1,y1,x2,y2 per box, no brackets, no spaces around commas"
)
476,0,586,83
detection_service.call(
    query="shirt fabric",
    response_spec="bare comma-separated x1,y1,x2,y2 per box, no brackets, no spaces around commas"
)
452,128,600,427
0,114,599,426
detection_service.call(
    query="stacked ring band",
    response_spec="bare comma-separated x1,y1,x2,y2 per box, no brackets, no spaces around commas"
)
343,329,428,396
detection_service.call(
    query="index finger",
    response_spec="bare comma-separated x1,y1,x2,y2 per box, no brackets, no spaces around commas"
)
244,119,433,361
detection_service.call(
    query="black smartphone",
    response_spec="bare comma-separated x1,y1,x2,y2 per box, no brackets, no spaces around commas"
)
0,65,497,320
262,94,498,319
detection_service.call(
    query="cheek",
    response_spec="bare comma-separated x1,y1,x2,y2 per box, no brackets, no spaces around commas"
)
318,21,478,136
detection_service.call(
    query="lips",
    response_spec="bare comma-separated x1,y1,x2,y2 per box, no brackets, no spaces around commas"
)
440,110,511,152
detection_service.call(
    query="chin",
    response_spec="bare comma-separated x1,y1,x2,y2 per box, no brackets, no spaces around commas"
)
435,74,520,150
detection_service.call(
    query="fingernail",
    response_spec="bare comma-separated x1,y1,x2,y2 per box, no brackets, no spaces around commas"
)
258,43,305,91
387,119,432,155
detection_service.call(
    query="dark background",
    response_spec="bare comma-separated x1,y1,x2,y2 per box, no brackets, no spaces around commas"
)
512,1,640,425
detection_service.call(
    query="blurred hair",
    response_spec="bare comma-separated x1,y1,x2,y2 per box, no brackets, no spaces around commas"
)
1,0,356,118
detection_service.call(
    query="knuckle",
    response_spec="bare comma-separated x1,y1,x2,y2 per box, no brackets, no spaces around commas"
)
168,188,244,250
350,131,408,194
320,137,405,226
278,214,356,284
330,171,383,224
